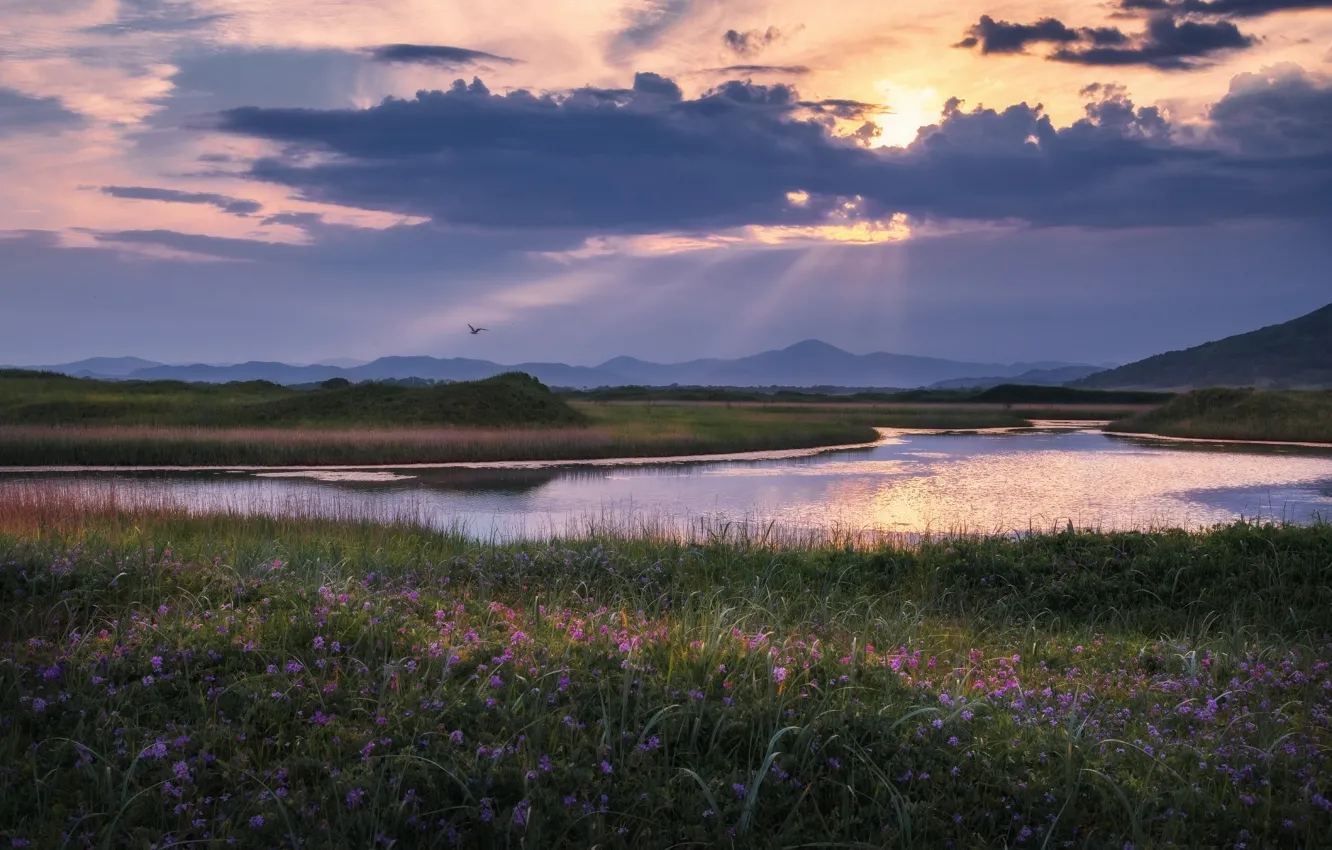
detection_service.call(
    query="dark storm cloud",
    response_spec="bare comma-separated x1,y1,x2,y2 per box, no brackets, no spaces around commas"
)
368,45,520,67
213,68,1332,232
0,88,84,136
1208,67,1332,154
1052,14,1252,68
959,13,1252,68
101,186,263,216
84,0,227,34
723,26,783,56
955,16,1081,54
1120,0,1332,17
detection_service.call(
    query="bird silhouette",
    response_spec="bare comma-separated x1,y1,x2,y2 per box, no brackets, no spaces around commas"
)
468,324,488,335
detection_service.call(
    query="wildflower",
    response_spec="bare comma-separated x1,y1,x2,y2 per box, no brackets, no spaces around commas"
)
249,815,264,829
30,698,46,714
347,788,366,809
151,656,163,672
449,730,463,745
732,783,747,799
773,667,787,683
600,761,613,774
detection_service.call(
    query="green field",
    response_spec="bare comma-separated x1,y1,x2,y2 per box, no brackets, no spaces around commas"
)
1107,388,1332,444
1,490,1329,848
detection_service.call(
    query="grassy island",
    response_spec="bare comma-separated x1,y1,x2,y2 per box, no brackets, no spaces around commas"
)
0,488,1329,848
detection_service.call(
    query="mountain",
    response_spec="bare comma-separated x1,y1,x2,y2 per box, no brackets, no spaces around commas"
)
1076,303,1332,390
29,356,164,377
125,357,623,388
26,341,1099,389
595,340,1095,388
929,364,1108,390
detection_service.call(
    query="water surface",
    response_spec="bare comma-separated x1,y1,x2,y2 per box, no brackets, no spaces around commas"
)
6,426,1330,539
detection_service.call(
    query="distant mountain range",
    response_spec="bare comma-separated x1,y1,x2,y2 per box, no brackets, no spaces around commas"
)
15,340,1108,390
1076,303,1332,390
26,303,1326,390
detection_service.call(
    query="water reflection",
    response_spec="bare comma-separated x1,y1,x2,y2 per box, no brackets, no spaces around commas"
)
4,430,1330,539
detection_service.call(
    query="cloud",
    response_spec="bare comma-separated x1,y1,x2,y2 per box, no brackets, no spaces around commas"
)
959,12,1252,68
709,65,812,75
955,16,1082,54
1121,0,1332,17
0,88,84,136
211,69,1332,234
1052,14,1252,68
723,26,784,56
84,0,227,34
101,186,263,216
1208,64,1332,154
368,45,520,67
613,0,693,53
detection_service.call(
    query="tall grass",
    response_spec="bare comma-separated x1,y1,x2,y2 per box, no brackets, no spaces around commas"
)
1107,387,1332,444
1,493,1329,847
0,414,880,467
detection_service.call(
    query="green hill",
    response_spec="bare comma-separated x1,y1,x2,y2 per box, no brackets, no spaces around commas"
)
1105,387,1332,443
0,370,584,428
1076,303,1332,390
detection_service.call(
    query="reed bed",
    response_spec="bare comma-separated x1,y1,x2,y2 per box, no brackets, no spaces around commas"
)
0,415,881,467
2,491,1329,848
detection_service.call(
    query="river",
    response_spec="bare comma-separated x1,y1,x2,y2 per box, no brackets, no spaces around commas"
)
4,424,1330,540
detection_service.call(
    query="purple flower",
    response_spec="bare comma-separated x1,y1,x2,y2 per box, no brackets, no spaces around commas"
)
249,815,264,829
773,667,788,683
449,730,463,745
600,761,613,774
732,783,747,799
347,787,366,809
150,656,163,672
30,698,46,714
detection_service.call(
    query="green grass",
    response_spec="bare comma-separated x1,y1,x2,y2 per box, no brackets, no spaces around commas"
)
0,497,1329,848
1106,387,1332,443
2,503,1332,847
0,370,583,428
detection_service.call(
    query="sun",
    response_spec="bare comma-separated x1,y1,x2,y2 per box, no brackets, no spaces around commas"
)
866,83,940,149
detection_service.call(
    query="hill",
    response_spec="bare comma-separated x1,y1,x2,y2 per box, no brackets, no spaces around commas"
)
929,364,1107,390
1105,387,1332,444
0,370,583,428
31,341,1104,389
1076,303,1332,390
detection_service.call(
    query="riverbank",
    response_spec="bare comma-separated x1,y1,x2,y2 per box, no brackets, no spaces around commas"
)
1106,387,1332,444
2,500,1328,848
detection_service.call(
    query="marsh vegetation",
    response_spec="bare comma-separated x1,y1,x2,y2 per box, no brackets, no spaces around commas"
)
1,488,1328,847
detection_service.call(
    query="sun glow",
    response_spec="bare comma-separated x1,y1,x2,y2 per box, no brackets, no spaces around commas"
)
868,83,940,149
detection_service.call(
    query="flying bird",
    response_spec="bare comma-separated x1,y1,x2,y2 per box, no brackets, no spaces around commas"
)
468,324,488,335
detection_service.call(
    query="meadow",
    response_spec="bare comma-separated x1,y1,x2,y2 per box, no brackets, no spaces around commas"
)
1107,388,1332,444
1,485,1329,847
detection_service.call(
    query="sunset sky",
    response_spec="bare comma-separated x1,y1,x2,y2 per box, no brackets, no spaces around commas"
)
2,0,1330,367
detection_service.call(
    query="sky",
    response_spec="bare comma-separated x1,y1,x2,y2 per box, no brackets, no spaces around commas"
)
1,0,1330,367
